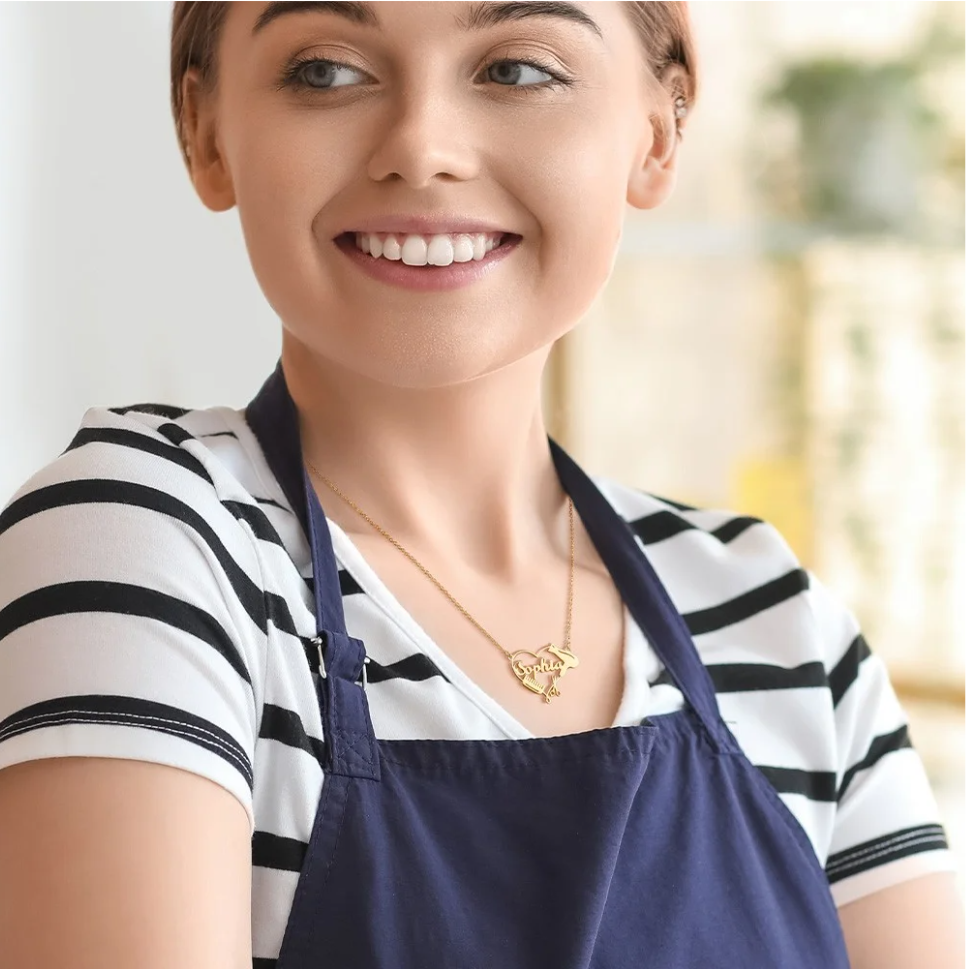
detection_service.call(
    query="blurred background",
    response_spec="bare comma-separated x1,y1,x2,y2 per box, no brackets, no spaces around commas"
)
0,1,963,881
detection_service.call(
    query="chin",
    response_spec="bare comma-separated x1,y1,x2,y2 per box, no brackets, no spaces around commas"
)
281,292,561,389
289,322,546,390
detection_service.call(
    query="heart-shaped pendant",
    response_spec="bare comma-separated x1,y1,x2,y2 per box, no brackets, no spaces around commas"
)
509,643,579,703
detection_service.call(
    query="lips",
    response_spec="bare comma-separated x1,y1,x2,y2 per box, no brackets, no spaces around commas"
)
333,230,522,291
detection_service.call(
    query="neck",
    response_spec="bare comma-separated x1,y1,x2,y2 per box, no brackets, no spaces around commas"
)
282,339,568,574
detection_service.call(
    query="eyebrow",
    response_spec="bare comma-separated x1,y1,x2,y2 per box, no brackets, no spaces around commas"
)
252,2,603,41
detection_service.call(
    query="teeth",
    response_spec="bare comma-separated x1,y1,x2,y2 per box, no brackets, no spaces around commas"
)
352,232,505,265
401,235,429,266
453,235,476,263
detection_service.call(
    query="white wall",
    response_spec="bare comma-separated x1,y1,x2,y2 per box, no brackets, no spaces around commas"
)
0,1,279,505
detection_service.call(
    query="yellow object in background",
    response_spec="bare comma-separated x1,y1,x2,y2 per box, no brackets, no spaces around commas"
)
732,456,813,570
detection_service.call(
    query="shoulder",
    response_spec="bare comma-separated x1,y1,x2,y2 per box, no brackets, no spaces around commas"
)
3,399,292,544
595,476,807,607
0,399,303,648
37,400,274,498
594,475,861,685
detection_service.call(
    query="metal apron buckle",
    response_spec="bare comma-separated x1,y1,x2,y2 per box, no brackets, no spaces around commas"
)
311,635,370,691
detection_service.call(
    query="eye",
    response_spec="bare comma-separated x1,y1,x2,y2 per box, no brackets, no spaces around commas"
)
277,56,572,94
280,58,367,91
483,58,568,89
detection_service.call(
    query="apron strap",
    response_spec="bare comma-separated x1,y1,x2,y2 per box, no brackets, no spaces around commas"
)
303,465,380,779
550,440,731,750
246,363,380,779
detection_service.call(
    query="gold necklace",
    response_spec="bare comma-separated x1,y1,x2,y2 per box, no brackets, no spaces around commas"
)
304,459,579,704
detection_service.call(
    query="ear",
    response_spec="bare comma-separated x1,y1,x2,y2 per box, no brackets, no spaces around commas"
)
627,66,691,212
180,68,236,213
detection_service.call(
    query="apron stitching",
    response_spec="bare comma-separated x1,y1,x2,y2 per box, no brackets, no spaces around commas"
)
283,772,337,916
340,738,376,768
332,698,375,772
379,746,655,770
727,751,843,921
318,779,353,896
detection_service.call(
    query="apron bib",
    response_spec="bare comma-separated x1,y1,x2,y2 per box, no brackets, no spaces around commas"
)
246,363,850,968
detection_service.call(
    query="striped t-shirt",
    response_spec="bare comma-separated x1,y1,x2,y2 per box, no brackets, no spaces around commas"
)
0,399,955,966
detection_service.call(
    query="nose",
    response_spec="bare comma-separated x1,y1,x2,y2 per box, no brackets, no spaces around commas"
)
364,78,480,189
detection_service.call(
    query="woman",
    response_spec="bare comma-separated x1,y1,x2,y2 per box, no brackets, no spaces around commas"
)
0,2,961,966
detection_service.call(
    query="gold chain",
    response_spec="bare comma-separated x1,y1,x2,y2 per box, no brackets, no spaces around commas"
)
304,458,578,703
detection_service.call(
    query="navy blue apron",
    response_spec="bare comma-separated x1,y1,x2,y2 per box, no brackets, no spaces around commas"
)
245,362,851,968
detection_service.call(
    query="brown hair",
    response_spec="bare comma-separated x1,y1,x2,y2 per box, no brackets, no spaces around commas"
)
170,2,699,169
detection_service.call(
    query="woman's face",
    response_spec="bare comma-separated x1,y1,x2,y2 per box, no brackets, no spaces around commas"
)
189,1,679,387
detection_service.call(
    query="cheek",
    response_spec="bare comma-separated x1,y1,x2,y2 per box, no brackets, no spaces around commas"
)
515,119,630,307
228,121,337,320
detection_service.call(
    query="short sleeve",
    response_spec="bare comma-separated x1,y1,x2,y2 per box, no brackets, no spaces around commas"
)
806,571,958,906
0,407,263,837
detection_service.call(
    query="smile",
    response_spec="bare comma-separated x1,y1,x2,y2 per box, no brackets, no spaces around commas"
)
333,232,522,292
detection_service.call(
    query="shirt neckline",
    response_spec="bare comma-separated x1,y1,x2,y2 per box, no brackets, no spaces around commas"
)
323,514,654,740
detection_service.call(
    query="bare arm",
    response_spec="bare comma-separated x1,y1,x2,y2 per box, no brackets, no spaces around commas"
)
0,757,252,969
839,872,965,969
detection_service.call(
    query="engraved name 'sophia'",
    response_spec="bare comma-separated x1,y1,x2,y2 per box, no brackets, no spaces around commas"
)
512,645,579,679
354,232,505,267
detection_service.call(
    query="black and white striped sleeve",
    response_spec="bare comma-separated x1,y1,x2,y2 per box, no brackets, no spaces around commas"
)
0,407,263,836
807,571,957,905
